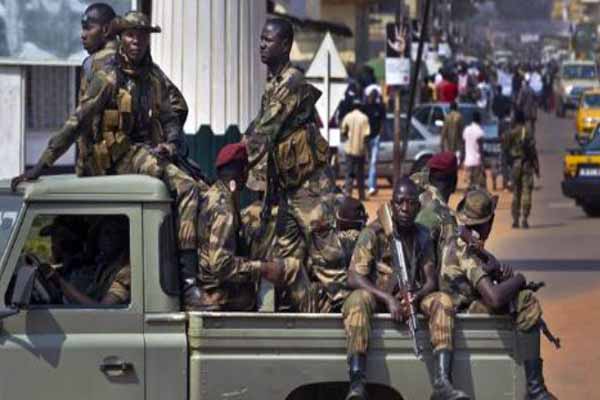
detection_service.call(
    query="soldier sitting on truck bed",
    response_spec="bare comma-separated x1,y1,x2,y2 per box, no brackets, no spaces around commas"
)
10,11,207,310
38,216,131,306
342,178,469,400
197,143,314,312
439,189,556,400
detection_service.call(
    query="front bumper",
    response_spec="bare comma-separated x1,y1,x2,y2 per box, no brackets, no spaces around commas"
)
562,177,600,200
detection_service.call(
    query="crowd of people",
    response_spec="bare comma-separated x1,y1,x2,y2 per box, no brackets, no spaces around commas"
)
9,3,556,399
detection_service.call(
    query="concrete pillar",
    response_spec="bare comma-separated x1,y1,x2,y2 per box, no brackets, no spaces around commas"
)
150,0,267,135
0,66,25,179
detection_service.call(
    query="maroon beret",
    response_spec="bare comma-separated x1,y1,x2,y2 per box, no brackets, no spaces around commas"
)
427,151,458,174
215,143,248,169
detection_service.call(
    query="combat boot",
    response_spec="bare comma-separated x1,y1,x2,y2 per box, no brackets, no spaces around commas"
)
430,350,470,400
524,358,557,400
179,250,202,311
512,218,519,229
345,354,368,400
521,219,529,229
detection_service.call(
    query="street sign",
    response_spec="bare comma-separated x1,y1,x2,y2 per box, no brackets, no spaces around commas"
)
385,23,411,87
306,32,348,147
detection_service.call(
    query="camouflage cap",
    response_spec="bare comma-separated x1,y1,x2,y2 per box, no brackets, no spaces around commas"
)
456,189,499,226
111,11,161,35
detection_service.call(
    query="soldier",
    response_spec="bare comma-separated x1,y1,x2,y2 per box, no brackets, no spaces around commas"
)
11,11,205,309
504,110,539,229
197,143,311,312
516,78,538,136
413,152,459,268
342,178,469,400
336,197,368,269
439,189,556,400
245,18,348,311
441,101,464,157
39,216,131,306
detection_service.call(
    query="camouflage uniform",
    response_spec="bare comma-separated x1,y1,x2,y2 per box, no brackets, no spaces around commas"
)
439,228,542,332
246,62,348,310
441,110,464,154
37,43,203,250
504,124,538,224
197,181,312,311
338,229,361,270
87,261,131,305
342,205,456,355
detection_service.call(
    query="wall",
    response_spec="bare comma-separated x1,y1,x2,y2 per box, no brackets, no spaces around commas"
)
150,0,267,135
0,66,25,179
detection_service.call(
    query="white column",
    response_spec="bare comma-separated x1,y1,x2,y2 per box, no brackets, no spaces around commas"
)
151,0,267,135
0,66,25,178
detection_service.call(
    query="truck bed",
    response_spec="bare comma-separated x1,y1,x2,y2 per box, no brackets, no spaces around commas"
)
187,312,532,400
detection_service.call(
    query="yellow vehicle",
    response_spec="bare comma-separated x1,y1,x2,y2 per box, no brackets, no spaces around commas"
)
563,128,600,216
575,89,600,143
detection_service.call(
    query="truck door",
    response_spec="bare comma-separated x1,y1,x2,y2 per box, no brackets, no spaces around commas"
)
0,204,145,400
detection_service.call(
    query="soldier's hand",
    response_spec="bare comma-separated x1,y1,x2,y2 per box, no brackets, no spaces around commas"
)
152,143,174,158
386,294,406,322
499,264,514,281
260,260,285,286
10,165,43,192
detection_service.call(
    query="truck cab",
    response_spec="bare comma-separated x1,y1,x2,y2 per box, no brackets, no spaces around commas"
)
0,175,536,399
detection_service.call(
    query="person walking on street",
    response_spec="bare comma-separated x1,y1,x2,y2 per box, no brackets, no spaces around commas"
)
462,111,487,189
341,101,371,200
504,110,539,229
516,76,538,136
441,101,464,157
363,85,385,196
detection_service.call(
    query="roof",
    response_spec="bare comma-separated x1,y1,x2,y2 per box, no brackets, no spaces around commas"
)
0,175,173,203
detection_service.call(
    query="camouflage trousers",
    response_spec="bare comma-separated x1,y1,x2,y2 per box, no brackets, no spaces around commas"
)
115,145,206,250
511,162,534,220
465,165,487,189
342,289,455,355
466,289,542,332
274,171,348,307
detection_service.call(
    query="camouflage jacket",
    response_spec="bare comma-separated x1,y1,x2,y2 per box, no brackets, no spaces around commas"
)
245,62,326,192
439,226,489,310
415,184,458,269
87,260,131,304
197,181,263,311
40,47,182,176
240,201,278,261
441,111,464,153
504,124,538,171
338,229,361,270
350,205,434,295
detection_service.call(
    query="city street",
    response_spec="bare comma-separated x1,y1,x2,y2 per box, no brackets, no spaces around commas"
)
361,110,600,398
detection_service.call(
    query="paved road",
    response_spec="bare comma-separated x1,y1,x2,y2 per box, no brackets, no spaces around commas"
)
486,111,600,398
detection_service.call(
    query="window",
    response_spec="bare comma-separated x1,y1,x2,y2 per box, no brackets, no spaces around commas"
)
11,214,131,308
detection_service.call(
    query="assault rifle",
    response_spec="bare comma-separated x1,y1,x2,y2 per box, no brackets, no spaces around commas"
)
377,204,423,359
458,226,561,349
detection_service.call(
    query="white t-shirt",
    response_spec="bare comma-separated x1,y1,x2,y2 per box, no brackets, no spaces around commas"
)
463,122,485,167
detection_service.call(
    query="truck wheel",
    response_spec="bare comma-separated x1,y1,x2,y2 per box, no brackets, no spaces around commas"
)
582,203,600,217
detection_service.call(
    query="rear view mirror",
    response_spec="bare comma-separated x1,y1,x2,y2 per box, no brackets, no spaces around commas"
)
434,120,444,128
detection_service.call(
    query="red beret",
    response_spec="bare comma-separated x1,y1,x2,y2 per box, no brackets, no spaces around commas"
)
215,143,248,169
427,151,458,174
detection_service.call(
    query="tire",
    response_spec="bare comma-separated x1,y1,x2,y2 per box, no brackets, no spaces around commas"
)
582,203,600,217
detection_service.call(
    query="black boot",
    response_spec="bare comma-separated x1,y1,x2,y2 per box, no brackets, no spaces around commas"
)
180,250,202,311
522,219,530,229
430,350,470,400
345,354,368,400
524,358,557,400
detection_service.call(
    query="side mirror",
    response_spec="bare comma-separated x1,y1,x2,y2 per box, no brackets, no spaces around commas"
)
434,119,444,128
0,265,36,320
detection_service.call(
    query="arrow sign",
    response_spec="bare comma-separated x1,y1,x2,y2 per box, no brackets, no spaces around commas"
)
306,32,348,147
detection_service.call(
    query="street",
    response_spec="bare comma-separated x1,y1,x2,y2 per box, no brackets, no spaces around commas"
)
361,109,600,398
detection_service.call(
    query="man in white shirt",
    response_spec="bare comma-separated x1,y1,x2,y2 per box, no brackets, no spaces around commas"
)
462,111,487,189
341,101,371,200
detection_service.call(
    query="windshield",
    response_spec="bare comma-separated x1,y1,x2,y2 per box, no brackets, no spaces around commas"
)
563,65,597,80
582,94,600,108
0,194,23,260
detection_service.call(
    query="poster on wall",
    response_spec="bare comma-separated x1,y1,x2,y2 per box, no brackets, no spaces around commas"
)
0,0,134,65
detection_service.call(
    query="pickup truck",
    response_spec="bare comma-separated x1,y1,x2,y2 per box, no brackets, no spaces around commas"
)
0,175,537,399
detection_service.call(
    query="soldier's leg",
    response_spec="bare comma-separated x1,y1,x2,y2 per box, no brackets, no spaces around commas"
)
342,289,377,400
513,290,556,400
344,156,356,197
420,292,470,400
512,164,523,227
521,172,535,228
357,156,366,201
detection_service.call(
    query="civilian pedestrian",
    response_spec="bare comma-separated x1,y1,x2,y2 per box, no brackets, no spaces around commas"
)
463,110,486,189
341,101,371,200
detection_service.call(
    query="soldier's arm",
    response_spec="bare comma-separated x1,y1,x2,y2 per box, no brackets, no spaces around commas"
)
413,238,437,304
157,75,187,157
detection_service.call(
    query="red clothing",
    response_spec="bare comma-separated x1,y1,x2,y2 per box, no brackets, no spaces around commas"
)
436,80,458,103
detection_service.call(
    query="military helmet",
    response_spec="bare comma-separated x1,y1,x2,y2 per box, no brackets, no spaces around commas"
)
111,11,161,35
456,189,498,226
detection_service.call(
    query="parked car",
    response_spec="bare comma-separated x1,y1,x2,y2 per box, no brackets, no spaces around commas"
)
337,114,441,184
554,60,600,118
575,88,600,143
